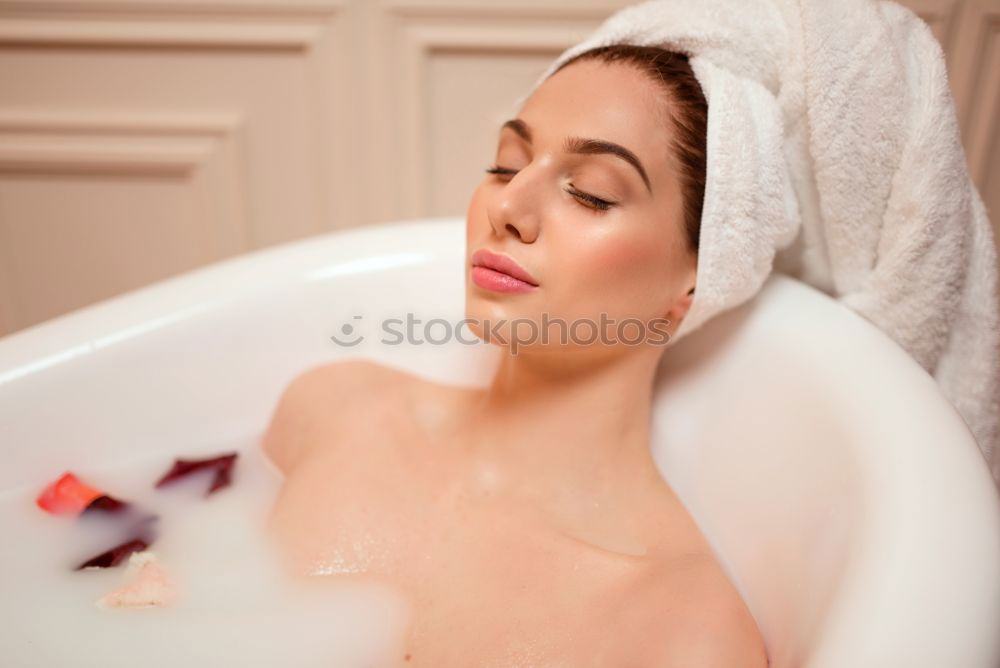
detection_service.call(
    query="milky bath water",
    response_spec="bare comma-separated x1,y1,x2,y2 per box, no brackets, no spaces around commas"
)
0,440,411,667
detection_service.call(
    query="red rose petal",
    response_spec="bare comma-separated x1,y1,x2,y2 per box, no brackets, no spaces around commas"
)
36,472,105,516
74,515,159,570
154,452,238,496
75,538,149,570
81,494,130,514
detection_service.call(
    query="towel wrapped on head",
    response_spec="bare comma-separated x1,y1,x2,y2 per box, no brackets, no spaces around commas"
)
513,0,1000,482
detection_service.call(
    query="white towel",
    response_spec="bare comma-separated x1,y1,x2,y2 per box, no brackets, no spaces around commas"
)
514,0,1000,483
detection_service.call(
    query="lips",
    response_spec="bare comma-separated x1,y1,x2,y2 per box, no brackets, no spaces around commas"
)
471,249,538,286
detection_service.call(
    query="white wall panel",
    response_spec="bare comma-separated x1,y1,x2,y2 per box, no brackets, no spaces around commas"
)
0,0,995,337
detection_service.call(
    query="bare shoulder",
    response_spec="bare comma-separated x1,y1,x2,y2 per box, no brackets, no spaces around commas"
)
624,554,770,667
260,358,415,474
284,358,412,398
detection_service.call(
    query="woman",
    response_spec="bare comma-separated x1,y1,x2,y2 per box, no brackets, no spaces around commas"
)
262,44,769,667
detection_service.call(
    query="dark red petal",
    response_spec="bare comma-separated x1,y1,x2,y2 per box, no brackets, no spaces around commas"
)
154,452,238,496
81,494,129,514
75,538,149,570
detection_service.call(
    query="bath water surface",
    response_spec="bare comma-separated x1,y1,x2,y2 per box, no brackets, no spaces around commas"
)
0,440,410,667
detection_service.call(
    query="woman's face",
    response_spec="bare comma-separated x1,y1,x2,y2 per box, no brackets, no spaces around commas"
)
465,58,697,357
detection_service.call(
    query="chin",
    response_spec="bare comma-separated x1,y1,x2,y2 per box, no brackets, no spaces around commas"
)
464,293,541,350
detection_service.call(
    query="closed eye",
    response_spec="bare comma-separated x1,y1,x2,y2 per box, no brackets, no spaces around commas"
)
484,165,616,212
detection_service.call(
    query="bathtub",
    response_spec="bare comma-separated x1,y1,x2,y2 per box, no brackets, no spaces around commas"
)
1,215,998,667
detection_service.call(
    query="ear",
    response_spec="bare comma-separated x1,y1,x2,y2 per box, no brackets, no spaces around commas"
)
665,279,696,330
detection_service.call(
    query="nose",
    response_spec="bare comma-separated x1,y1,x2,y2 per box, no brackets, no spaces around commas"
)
486,168,541,243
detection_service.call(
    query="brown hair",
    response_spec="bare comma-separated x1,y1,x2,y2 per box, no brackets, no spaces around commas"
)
550,44,708,257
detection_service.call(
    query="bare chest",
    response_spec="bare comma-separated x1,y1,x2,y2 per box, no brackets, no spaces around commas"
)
262,419,684,664
259,386,737,665
264,429,650,594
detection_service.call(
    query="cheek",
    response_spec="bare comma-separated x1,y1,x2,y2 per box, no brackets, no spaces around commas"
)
592,232,668,284
593,236,650,268
570,230,672,313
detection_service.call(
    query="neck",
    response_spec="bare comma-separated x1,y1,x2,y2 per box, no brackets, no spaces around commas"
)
461,344,666,499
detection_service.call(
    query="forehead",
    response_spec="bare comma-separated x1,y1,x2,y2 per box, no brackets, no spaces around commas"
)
516,59,672,172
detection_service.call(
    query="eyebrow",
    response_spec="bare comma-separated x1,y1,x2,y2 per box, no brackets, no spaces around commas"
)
500,118,652,195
